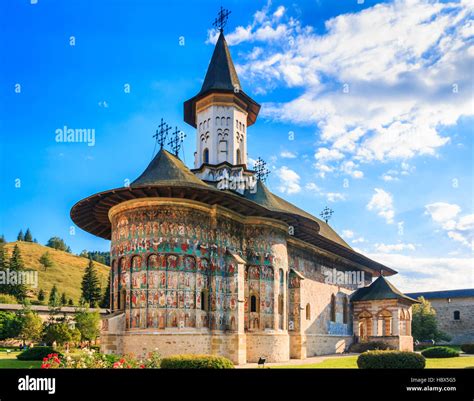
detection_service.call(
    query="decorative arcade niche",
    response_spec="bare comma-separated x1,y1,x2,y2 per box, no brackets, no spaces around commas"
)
244,265,274,331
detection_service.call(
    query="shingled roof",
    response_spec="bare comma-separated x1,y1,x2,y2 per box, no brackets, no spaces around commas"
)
406,289,474,300
351,276,418,303
199,31,241,94
131,149,210,189
183,31,260,128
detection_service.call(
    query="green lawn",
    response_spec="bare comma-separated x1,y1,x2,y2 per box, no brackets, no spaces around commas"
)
273,355,474,369
0,352,42,369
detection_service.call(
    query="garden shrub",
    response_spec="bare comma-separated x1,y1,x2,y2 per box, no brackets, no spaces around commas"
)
460,344,474,354
421,346,459,358
17,346,62,361
161,354,234,369
349,341,395,353
357,350,425,369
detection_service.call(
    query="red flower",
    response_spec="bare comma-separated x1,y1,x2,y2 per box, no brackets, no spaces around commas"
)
119,358,125,364
140,364,145,369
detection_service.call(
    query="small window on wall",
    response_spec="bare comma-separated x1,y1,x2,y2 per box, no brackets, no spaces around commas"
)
250,295,258,313
236,149,241,164
306,304,311,320
203,148,209,164
201,290,209,311
454,310,460,320
330,294,336,322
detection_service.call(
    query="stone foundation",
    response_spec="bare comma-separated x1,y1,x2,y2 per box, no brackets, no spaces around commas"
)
306,334,352,356
246,332,290,363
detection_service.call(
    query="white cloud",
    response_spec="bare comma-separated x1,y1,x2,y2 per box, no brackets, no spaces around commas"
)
375,242,416,252
229,0,473,175
273,6,286,19
280,150,297,158
326,192,345,202
342,229,354,239
305,182,320,191
425,203,474,250
276,166,301,194
352,237,366,244
341,160,364,179
367,188,395,224
365,253,474,292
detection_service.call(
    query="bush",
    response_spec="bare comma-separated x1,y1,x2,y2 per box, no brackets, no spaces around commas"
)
357,351,425,369
460,344,474,354
421,346,459,358
161,354,234,369
0,294,18,304
349,341,395,353
17,346,63,361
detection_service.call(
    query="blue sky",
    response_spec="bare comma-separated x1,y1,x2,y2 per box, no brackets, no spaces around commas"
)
1,0,472,291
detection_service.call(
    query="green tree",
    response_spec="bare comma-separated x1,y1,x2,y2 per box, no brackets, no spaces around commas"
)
39,252,53,271
45,237,69,252
24,229,33,242
8,245,27,301
60,292,67,306
37,289,45,302
43,322,73,346
17,230,24,241
0,246,8,295
412,297,450,342
0,311,21,340
0,235,5,244
68,298,74,306
75,308,101,344
81,258,102,307
48,284,60,307
17,305,43,345
100,274,110,308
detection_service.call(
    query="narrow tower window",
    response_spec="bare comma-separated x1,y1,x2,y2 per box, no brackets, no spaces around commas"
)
203,148,209,164
236,149,241,164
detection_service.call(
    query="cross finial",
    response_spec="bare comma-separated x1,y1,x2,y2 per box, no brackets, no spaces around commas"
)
319,206,334,224
153,118,172,150
167,126,186,156
213,6,231,32
253,157,270,182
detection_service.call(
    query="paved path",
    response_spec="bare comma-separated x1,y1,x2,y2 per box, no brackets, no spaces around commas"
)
237,353,358,368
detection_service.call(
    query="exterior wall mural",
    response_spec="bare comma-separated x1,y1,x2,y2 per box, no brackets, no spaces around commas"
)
109,205,279,332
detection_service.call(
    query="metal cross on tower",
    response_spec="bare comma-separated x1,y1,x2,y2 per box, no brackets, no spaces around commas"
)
320,206,334,224
153,118,172,150
254,157,270,182
213,6,231,32
168,126,186,156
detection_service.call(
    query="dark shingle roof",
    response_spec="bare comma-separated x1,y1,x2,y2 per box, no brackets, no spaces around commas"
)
351,276,418,303
131,149,210,189
406,289,474,300
199,32,241,94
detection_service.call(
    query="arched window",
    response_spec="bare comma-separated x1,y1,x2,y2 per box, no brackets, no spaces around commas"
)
306,303,311,320
330,294,336,322
236,149,241,164
226,117,230,126
454,310,460,320
343,297,349,324
203,148,209,164
218,140,228,163
250,295,258,313
215,117,220,125
278,294,284,315
199,122,202,132
201,290,209,311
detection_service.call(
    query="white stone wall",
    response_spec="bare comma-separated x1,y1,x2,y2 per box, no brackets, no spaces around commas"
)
196,104,247,167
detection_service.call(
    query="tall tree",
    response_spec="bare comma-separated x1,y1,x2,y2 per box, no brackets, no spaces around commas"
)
0,246,10,295
100,274,111,308
8,245,27,301
412,297,450,342
60,292,67,306
39,252,53,271
17,304,43,345
46,237,69,252
24,229,33,242
0,235,6,244
17,230,24,241
81,258,102,307
75,307,101,344
48,284,59,307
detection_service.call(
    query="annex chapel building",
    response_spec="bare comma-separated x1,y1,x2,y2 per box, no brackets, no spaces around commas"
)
71,26,417,364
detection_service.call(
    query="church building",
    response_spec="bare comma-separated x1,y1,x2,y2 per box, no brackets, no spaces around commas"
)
70,18,416,364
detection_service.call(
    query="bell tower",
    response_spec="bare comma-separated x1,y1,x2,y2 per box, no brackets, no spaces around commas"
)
183,9,260,173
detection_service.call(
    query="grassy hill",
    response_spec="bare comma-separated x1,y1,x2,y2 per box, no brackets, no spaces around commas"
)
3,241,109,304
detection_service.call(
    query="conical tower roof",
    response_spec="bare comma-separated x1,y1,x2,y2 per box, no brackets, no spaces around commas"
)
199,31,241,94
183,31,260,128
